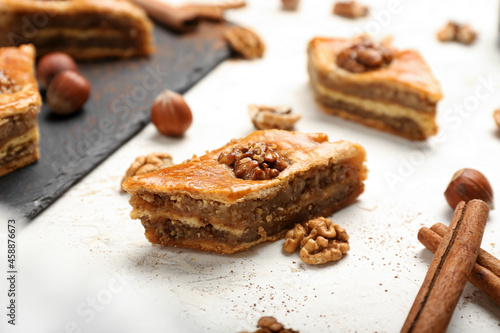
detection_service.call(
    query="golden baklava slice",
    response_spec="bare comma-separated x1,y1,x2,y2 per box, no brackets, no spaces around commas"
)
123,130,368,254
0,0,154,59
308,36,443,141
0,44,41,177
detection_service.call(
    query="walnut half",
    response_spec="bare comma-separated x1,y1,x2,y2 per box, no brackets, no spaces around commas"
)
224,26,265,59
242,316,299,333
436,21,477,45
336,37,394,73
333,1,369,19
121,152,174,190
248,104,301,131
283,217,350,265
218,142,288,180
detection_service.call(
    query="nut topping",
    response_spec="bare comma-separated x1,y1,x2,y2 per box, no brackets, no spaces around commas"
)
283,217,350,265
243,316,299,333
0,70,20,94
218,142,288,180
333,1,369,19
437,21,477,45
248,104,301,131
223,26,265,59
121,152,174,189
336,38,394,73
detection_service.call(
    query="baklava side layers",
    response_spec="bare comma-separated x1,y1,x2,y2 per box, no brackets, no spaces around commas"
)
0,44,41,177
123,130,368,254
308,37,443,141
0,0,154,59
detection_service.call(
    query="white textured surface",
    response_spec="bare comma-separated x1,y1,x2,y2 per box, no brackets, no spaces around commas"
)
2,0,500,332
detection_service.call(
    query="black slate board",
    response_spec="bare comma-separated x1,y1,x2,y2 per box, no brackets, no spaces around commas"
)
0,22,231,218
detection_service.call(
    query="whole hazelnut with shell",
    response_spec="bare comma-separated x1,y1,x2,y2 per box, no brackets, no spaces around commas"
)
151,89,193,136
47,71,91,115
444,168,494,210
36,52,78,89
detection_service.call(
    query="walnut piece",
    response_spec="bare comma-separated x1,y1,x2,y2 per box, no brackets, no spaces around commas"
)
436,21,477,45
121,152,173,189
243,316,299,333
333,1,369,19
248,104,301,131
283,217,350,265
336,37,394,73
281,0,299,11
218,142,288,180
494,109,500,129
0,70,20,94
223,26,265,59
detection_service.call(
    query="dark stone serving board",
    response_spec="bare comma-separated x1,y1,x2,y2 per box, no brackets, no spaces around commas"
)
0,22,231,218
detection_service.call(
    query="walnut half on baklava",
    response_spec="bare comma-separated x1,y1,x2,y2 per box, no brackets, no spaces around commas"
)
123,130,368,254
0,44,41,177
0,0,154,60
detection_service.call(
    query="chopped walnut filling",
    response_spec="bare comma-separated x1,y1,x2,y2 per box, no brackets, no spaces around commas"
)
244,316,299,333
218,142,288,180
224,26,265,59
248,104,301,131
333,1,369,19
0,70,20,94
121,152,174,189
336,38,394,73
436,21,477,45
283,217,350,265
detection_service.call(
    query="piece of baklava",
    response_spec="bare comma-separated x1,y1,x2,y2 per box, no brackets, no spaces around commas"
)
0,0,154,59
308,36,443,141
0,44,41,177
123,130,368,254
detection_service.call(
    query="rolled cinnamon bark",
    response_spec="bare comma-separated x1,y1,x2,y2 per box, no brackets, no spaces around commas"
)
130,0,199,33
401,200,489,333
418,223,500,306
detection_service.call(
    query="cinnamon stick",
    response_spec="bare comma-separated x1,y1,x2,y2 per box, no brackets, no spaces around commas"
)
418,223,500,306
130,0,199,33
182,1,246,21
401,200,489,333
182,5,225,22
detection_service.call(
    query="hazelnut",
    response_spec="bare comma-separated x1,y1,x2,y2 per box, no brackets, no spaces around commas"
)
36,52,78,89
444,168,494,210
47,71,91,115
151,89,192,136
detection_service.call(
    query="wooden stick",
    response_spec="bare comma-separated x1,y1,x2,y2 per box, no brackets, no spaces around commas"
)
401,200,489,333
418,223,500,306
130,0,199,33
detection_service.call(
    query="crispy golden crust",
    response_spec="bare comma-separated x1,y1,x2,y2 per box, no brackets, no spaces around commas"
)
0,44,41,117
123,130,367,204
308,36,443,104
0,0,154,59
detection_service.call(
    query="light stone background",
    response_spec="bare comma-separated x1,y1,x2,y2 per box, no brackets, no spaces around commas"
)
2,0,500,332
